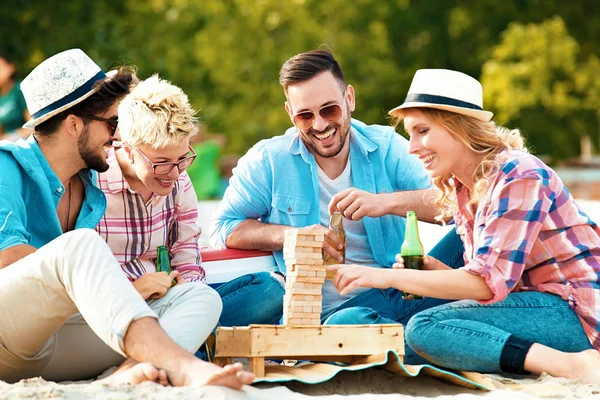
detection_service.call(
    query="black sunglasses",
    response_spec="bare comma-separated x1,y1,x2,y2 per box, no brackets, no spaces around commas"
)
79,114,119,137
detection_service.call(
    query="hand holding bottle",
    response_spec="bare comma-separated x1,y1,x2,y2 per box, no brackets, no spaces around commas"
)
133,271,183,300
393,254,451,271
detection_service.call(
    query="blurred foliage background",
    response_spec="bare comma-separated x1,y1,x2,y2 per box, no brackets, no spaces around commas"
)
2,0,598,163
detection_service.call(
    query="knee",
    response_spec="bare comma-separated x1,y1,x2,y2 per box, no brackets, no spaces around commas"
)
324,307,377,325
405,310,435,352
61,228,106,255
251,272,285,291
180,283,223,318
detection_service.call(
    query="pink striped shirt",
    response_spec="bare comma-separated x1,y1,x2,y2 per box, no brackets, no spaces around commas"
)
95,148,205,283
456,151,600,349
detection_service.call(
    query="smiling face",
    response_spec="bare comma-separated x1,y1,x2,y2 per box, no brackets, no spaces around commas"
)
126,136,192,197
78,102,119,173
285,71,355,161
403,108,480,186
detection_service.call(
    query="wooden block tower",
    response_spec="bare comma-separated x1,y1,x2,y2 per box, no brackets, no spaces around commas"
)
282,228,327,325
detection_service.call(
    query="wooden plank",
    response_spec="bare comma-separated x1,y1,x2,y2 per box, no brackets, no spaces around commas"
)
250,357,265,377
215,324,405,358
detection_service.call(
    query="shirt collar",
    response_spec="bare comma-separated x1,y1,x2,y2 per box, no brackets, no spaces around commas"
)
103,147,133,194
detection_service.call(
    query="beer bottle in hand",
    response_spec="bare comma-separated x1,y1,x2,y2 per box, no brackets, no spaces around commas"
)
156,245,177,287
323,210,346,279
400,211,424,300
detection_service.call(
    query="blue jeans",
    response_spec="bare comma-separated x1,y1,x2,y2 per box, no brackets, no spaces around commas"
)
406,291,593,372
216,271,285,326
323,228,465,364
196,271,284,360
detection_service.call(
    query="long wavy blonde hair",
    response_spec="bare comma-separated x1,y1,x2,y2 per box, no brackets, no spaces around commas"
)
391,108,527,223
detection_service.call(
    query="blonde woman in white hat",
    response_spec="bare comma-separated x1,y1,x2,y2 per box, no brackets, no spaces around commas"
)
328,69,600,382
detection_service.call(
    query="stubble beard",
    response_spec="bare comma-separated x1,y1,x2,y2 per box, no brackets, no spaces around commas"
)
78,125,110,172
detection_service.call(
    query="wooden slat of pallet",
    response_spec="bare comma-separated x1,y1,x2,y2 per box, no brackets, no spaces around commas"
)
214,324,405,358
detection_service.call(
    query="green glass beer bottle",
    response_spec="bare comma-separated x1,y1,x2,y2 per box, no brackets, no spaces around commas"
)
400,211,424,300
156,245,176,287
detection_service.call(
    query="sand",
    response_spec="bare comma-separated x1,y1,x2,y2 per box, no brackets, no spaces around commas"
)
2,369,600,399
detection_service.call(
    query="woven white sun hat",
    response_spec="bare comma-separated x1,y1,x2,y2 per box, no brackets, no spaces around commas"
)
388,69,493,122
20,48,117,129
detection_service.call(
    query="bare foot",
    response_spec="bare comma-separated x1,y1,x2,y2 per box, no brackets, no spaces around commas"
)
168,360,255,389
568,349,600,384
96,359,168,386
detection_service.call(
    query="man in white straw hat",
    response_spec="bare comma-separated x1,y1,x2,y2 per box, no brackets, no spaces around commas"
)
328,68,600,382
0,49,253,388
210,50,465,341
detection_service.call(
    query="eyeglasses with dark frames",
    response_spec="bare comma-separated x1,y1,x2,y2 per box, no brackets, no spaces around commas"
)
135,145,197,175
79,114,119,137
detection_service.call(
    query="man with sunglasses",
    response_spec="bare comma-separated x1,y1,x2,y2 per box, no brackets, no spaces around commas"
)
211,50,464,334
0,50,252,388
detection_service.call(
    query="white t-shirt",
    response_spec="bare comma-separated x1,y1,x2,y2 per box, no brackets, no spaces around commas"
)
317,157,377,316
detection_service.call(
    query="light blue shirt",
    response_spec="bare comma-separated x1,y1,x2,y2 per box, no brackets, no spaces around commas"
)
209,119,430,272
0,135,107,251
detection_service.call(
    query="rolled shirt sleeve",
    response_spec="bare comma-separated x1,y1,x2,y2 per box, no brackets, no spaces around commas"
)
169,174,205,283
0,153,30,251
209,143,273,248
461,167,553,303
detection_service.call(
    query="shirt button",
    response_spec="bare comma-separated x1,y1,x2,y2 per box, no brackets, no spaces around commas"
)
288,207,292,212
57,187,63,193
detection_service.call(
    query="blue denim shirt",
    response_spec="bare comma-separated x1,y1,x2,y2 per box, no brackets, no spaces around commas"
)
0,135,107,251
210,119,430,272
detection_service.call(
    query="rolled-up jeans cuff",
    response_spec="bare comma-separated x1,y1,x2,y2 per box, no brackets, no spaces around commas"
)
109,309,159,356
499,334,534,374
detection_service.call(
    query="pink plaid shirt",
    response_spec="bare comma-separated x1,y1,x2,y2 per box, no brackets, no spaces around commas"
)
95,148,205,283
456,151,600,349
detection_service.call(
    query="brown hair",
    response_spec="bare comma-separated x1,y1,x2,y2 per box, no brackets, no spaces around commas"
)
391,108,527,223
279,50,345,93
36,66,137,136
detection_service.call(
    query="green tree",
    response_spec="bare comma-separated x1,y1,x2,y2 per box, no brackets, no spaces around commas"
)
481,17,597,161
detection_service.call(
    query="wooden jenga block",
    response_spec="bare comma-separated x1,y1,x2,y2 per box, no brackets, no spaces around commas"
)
293,264,326,272
285,281,322,291
285,287,322,296
283,251,323,260
301,318,321,325
283,294,322,305
285,227,323,237
286,273,325,284
285,239,324,248
284,318,303,325
285,257,324,266
284,299,322,308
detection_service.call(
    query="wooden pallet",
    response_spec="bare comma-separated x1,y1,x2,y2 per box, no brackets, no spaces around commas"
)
214,324,404,377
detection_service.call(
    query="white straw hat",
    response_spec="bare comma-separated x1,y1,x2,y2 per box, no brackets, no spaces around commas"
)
21,49,116,129
388,69,493,122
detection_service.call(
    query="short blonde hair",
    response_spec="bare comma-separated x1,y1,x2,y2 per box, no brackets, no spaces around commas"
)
118,74,198,148
391,108,527,223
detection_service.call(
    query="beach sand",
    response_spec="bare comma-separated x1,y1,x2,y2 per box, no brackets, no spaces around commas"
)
2,369,600,399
